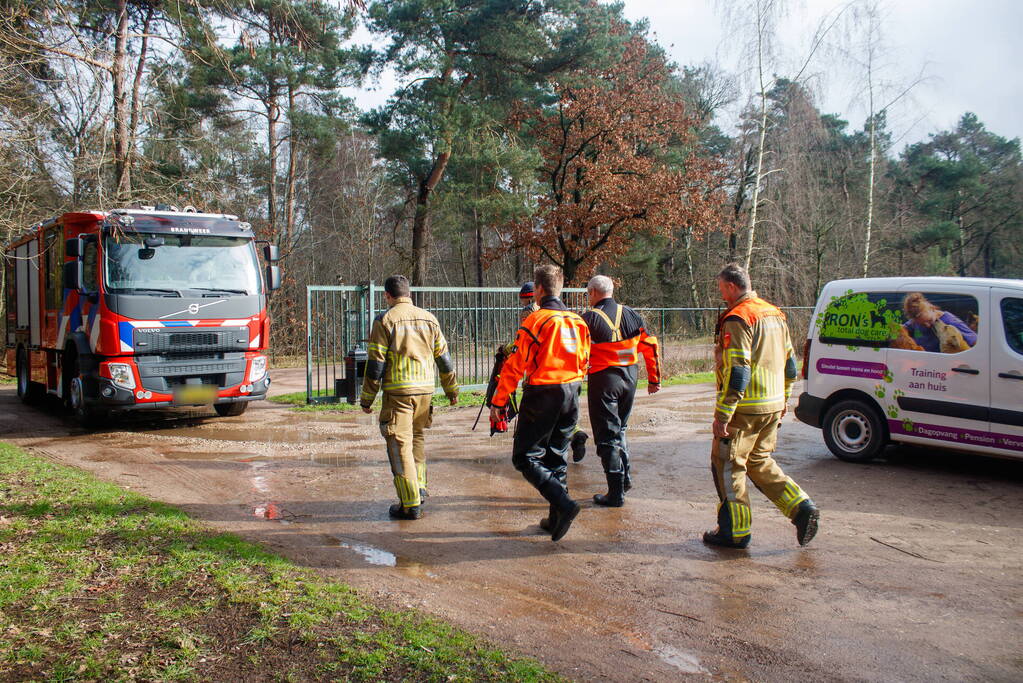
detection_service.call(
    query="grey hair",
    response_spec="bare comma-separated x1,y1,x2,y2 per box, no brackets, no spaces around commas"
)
587,275,614,296
717,263,750,291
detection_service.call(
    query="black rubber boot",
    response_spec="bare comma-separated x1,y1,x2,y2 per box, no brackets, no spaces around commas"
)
593,472,625,507
539,503,558,532
623,467,632,492
702,529,750,549
702,501,750,548
537,477,578,541
550,500,580,542
571,430,588,463
792,499,820,546
388,503,422,520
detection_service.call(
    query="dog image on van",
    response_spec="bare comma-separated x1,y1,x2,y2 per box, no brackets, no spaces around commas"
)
932,319,971,353
901,292,977,354
890,325,924,351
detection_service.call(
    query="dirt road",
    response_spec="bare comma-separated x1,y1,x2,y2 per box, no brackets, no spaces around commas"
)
2,370,1021,681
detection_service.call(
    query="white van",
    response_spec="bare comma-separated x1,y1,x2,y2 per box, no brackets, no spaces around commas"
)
795,277,1023,462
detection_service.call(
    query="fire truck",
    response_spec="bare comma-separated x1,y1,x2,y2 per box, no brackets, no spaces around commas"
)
3,206,280,423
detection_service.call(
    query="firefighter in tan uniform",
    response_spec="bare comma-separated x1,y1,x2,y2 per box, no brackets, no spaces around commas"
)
360,275,459,520
705,264,820,548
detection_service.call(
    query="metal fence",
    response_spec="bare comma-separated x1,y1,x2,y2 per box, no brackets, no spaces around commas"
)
305,283,813,403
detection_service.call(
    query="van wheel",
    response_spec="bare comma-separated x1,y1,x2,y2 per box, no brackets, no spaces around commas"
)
822,399,886,463
214,402,248,417
16,347,41,404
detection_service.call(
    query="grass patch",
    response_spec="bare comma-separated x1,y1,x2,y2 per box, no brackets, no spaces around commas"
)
0,443,558,682
271,372,715,412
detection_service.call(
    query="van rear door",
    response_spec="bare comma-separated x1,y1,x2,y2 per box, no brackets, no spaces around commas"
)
989,288,1023,458
887,284,991,452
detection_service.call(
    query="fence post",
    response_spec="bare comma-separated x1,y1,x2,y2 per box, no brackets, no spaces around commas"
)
366,280,375,343
305,285,313,404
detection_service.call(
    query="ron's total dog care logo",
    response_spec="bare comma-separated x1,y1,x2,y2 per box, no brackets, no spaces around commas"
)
816,291,899,343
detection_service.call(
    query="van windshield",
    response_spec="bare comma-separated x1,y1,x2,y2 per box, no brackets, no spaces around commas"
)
104,233,261,296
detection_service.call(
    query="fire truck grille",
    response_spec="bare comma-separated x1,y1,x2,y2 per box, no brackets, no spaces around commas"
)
169,332,218,346
133,326,250,354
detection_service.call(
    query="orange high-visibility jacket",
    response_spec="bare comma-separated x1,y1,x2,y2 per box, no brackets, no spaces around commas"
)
492,297,591,408
582,298,661,383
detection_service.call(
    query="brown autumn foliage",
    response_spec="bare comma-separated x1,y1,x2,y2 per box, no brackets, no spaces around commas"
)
496,35,726,284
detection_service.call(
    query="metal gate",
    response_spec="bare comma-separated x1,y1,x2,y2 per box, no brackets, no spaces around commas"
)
305,284,814,404
306,284,588,403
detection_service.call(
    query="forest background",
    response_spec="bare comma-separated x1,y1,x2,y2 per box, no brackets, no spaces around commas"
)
0,0,1020,355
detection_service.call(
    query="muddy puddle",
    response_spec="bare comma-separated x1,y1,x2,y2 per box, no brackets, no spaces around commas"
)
320,534,431,574
143,424,342,444
159,449,374,467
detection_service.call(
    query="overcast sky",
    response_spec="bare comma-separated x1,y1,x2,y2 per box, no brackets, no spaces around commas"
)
347,0,1023,149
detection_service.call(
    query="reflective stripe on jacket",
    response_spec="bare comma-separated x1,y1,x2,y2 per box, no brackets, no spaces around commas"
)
360,297,458,406
583,299,661,383
492,296,590,408
714,291,796,422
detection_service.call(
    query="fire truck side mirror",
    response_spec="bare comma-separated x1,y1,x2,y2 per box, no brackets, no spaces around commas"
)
63,260,83,291
263,244,280,262
66,237,83,258
265,265,281,292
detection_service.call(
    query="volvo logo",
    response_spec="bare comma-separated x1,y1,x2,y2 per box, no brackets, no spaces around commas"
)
158,298,226,319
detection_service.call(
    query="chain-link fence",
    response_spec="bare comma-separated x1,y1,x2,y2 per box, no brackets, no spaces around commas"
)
305,283,813,403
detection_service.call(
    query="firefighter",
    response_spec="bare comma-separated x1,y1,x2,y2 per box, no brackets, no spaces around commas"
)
503,281,588,463
581,275,661,507
360,275,459,520
705,263,820,548
490,265,591,541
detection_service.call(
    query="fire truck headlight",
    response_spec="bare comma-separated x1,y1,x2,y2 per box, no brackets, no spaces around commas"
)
108,363,136,390
249,356,268,383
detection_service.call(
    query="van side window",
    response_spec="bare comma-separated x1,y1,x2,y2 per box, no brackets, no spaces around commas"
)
1002,298,1023,355
817,291,979,354
899,292,978,354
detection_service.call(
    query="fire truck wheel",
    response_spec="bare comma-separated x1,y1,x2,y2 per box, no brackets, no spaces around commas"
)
214,402,248,417
67,376,108,426
16,347,41,404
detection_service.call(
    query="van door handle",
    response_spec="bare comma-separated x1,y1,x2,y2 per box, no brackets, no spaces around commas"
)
998,372,1023,380
951,367,980,375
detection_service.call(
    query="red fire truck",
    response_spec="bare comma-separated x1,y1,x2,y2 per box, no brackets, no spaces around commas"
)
3,206,280,423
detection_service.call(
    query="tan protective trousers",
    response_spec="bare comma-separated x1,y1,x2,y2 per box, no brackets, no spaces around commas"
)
379,393,432,508
711,410,808,541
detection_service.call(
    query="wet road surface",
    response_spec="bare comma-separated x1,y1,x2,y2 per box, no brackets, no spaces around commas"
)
2,370,1021,681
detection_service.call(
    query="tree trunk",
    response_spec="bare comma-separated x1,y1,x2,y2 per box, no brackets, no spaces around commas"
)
112,0,130,201
411,150,451,285
474,206,484,287
682,227,699,308
744,89,768,270
285,85,298,252
128,6,153,175
267,94,280,243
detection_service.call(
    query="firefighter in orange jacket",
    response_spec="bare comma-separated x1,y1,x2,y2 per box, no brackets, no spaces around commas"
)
705,263,820,548
503,281,588,462
581,275,661,507
490,265,591,542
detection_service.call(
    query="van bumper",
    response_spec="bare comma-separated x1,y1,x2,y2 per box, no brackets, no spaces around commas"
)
795,392,825,428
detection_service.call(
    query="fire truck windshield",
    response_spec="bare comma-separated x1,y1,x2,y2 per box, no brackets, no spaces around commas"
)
104,233,261,296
